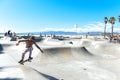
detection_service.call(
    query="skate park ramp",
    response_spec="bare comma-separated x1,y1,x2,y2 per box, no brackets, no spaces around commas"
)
19,46,104,80
31,46,95,65
25,41,120,80
1,39,120,80
88,41,120,59
16,46,96,80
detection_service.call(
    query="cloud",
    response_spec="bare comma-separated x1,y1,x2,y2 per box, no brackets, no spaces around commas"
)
40,22,120,33
1,21,120,33
40,22,114,33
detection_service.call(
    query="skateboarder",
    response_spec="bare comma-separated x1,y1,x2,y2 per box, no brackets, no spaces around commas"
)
16,36,44,63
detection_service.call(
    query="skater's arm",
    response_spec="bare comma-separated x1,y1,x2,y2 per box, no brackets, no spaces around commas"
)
16,40,26,46
34,43,44,53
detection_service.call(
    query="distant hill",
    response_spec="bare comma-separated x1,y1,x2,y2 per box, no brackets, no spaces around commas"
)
39,31,77,35
0,31,103,35
27,31,103,35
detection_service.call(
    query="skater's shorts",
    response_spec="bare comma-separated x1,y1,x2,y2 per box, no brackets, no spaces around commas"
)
26,46,33,52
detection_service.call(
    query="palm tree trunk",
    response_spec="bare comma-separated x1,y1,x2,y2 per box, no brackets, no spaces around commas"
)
104,24,106,38
111,24,114,37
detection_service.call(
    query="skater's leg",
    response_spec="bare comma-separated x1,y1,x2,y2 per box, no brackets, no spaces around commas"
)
18,49,28,63
28,46,33,59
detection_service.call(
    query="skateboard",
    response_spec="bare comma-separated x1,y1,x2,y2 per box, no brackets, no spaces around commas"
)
18,58,33,65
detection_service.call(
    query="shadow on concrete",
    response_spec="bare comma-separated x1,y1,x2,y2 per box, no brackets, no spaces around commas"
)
33,68,59,80
0,66,23,80
0,67,4,71
0,66,19,72
0,44,12,54
0,44,3,52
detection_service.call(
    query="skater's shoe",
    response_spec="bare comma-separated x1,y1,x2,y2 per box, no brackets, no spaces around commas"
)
28,57,33,61
18,60,23,63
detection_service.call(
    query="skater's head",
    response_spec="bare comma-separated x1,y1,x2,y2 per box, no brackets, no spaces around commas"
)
29,36,35,40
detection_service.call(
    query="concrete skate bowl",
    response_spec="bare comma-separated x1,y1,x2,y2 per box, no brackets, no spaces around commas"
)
17,45,120,80
31,46,95,65
19,46,111,80
79,39,93,47
42,38,65,45
89,41,120,59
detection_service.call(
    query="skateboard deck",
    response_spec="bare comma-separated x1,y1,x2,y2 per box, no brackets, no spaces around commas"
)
19,58,33,65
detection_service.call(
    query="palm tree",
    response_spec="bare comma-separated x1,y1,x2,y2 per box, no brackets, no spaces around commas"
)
118,16,120,22
109,17,116,37
104,17,108,38
118,16,120,34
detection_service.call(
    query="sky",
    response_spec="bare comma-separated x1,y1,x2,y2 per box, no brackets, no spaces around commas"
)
0,0,120,33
